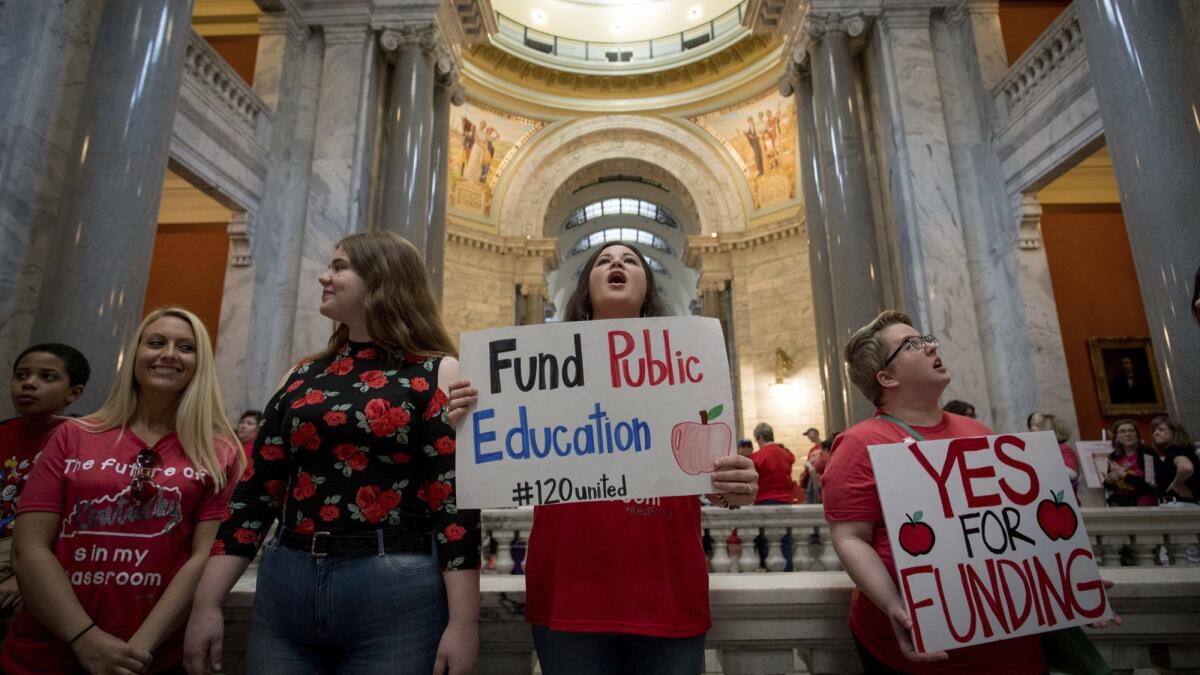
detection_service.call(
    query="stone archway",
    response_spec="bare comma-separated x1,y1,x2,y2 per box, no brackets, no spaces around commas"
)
494,115,752,237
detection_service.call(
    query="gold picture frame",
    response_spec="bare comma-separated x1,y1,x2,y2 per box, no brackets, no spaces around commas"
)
1087,336,1166,416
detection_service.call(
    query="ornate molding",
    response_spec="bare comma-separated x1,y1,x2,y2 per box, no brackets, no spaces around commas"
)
228,212,254,266
322,24,374,47
446,224,560,268
804,12,867,40
184,32,269,128
685,217,804,265
876,7,932,33
258,14,308,46
994,6,1083,114
380,24,440,54
1017,194,1043,250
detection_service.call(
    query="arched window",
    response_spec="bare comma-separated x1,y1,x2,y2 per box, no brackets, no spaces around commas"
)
563,198,679,230
567,228,675,257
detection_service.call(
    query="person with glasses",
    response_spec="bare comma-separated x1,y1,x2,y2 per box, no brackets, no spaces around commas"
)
0,307,244,675
821,310,1050,674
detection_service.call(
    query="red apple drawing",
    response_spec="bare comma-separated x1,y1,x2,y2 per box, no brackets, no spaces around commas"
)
1036,490,1078,540
898,511,936,557
671,404,732,475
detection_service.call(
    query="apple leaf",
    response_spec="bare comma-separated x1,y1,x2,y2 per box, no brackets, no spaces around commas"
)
707,404,724,421
1055,490,1063,503
913,511,922,523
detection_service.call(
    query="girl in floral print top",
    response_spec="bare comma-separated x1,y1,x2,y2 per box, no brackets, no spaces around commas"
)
185,232,481,675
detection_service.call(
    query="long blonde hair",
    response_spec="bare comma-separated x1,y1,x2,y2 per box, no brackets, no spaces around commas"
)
308,232,456,361
83,307,243,488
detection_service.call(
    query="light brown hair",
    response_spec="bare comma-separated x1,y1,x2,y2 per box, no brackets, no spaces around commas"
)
1041,413,1072,444
1150,415,1194,449
844,310,913,406
563,241,667,322
308,232,456,361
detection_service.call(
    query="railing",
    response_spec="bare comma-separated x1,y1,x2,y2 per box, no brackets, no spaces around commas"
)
184,31,269,128
493,2,746,67
482,506,1200,574
992,5,1084,117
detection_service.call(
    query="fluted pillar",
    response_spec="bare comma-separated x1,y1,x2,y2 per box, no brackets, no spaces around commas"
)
1076,0,1200,426
30,0,194,411
807,13,886,424
380,26,439,252
426,76,462,305
786,63,846,433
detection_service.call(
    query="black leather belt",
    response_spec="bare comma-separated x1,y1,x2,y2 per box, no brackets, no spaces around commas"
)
278,528,432,558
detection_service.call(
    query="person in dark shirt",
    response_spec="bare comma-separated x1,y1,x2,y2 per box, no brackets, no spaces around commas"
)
1151,415,1199,504
185,232,481,675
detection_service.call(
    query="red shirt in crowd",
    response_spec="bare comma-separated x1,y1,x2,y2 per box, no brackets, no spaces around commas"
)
0,422,239,674
751,442,795,504
821,412,1047,675
0,417,64,537
524,497,710,638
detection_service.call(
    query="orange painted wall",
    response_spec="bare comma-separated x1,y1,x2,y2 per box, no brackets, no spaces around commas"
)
143,224,230,349
1040,205,1157,440
204,36,259,85
997,1,1071,65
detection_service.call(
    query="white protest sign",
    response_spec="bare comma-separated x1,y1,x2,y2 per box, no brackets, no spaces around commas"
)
1076,441,1112,490
869,431,1111,653
455,317,735,509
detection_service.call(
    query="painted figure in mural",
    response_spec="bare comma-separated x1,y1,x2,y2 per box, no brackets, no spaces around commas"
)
758,111,778,171
462,118,485,184
479,123,501,184
459,116,476,177
765,108,783,170
743,116,764,176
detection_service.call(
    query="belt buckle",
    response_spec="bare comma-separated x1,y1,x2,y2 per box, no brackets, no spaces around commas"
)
310,531,332,558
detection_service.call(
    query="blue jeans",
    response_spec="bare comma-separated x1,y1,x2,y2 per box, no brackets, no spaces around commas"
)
532,625,706,675
245,539,447,675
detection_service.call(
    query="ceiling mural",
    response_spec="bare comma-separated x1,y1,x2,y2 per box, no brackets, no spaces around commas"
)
692,89,796,210
449,101,546,217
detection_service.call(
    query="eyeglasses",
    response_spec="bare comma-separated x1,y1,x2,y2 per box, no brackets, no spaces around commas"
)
129,447,161,504
883,334,939,367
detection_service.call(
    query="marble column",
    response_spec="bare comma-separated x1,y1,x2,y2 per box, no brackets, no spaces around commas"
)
380,27,438,253
291,25,379,361
425,78,461,304
0,1,103,418
807,13,886,424
789,67,846,433
518,284,546,325
30,0,194,412
1076,0,1200,425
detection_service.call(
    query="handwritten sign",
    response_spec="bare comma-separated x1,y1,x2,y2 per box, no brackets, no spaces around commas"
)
1076,441,1113,490
869,431,1111,653
455,317,735,509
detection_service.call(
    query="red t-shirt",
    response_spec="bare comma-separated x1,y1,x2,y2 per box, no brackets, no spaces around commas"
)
0,422,239,674
751,443,795,504
821,412,1047,675
0,417,63,537
524,497,710,638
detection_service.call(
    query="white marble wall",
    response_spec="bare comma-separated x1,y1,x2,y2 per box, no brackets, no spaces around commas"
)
0,1,102,418
867,9,993,419
290,25,380,362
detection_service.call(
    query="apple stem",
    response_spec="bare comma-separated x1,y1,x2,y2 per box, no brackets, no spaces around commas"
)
700,410,708,425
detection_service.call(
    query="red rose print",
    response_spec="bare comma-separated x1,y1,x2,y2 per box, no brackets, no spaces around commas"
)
240,459,255,481
334,444,368,471
405,352,426,363
424,388,449,421
390,452,411,464
323,411,348,427
359,370,388,389
210,540,226,555
419,481,453,512
291,390,327,409
434,436,455,455
325,357,355,375
234,528,258,545
365,398,390,420
260,443,285,461
356,486,402,523
410,377,429,392
443,524,466,542
388,406,411,429
293,472,317,501
296,518,315,535
291,423,320,450
356,348,377,359
286,379,303,393
265,480,287,498
369,415,398,438
319,504,340,521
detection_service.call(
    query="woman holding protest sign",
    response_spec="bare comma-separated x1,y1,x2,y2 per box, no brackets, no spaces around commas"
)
0,307,244,674
184,232,481,675
448,241,758,674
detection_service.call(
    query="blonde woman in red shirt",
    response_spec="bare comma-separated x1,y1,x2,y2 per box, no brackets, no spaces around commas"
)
449,242,758,674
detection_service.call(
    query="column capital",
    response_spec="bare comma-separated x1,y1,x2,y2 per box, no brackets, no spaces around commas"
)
258,14,308,46
228,212,255,266
1017,194,1043,250
804,11,867,40
380,23,441,54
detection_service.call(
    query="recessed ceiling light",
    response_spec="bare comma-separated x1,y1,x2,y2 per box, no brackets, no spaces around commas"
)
531,9,547,25
688,5,703,20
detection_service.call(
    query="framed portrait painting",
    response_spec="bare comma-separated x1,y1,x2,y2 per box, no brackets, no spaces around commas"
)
1088,336,1166,416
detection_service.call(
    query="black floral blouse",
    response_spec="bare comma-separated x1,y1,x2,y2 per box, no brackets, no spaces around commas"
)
213,341,481,570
